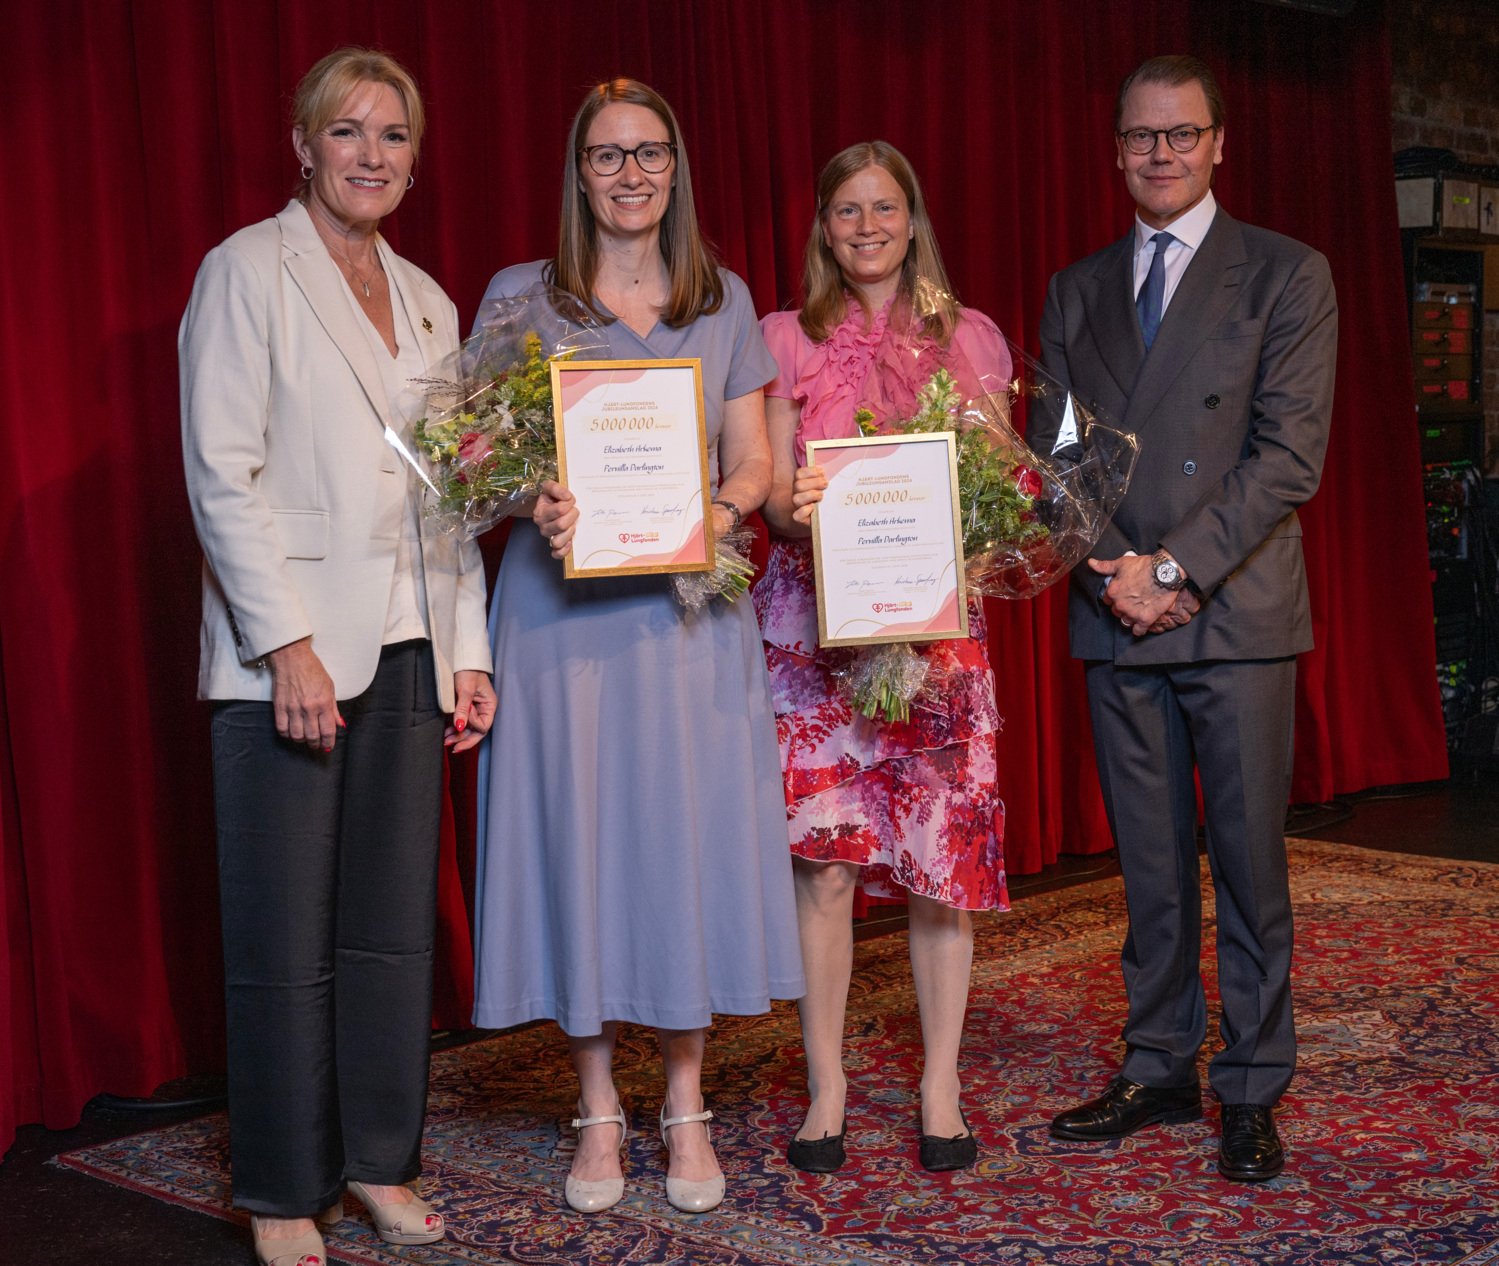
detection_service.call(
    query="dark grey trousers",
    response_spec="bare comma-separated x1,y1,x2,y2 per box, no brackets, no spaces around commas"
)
1085,656,1297,1107
211,640,444,1215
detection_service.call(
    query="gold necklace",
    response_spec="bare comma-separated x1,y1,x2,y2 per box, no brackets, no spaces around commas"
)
328,239,382,298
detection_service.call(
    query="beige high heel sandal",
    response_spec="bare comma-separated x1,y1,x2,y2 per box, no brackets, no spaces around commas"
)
250,1210,336,1266
659,1102,725,1213
565,1102,629,1213
345,1181,446,1245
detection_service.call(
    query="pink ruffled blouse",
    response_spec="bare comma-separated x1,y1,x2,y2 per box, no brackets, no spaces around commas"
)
761,301,1013,465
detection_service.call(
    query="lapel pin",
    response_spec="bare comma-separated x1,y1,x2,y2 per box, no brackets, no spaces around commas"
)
422,317,433,333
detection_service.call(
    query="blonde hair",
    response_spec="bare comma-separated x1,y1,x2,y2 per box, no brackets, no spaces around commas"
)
799,141,958,346
547,78,724,328
291,47,426,197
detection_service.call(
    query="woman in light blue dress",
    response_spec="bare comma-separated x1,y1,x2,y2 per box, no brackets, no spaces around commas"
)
470,79,802,1217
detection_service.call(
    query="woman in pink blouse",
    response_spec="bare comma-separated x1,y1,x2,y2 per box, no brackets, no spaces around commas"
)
754,142,1010,1173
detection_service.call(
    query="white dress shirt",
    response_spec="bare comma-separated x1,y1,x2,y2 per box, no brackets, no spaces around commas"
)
1133,190,1219,316
341,246,432,645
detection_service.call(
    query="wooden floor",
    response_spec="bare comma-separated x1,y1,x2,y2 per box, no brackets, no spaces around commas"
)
2,773,1495,1266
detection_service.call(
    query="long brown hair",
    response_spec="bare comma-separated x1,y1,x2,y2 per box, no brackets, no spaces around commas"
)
798,141,958,346
546,78,724,327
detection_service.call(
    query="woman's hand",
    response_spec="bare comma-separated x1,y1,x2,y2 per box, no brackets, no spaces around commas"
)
267,637,343,752
446,671,497,754
710,502,738,538
790,464,828,525
534,479,578,559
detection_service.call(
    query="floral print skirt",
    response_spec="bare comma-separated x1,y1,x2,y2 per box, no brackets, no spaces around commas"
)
754,538,1009,912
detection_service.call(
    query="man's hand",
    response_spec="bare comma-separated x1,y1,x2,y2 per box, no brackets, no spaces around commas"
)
1090,554,1180,637
1146,588,1201,634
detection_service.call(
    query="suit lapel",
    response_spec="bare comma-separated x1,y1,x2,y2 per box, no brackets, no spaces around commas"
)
278,201,390,424
1123,211,1254,430
382,246,456,374
1080,235,1141,400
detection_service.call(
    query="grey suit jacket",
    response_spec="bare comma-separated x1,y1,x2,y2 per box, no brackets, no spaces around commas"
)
1033,208,1338,665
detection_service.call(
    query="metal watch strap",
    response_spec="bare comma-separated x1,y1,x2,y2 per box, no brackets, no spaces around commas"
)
1151,549,1187,591
712,499,743,532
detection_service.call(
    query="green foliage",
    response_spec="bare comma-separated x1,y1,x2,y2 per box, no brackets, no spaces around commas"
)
864,369,1049,563
413,332,566,519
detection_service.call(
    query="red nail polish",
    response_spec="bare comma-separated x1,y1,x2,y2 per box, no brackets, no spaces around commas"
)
455,717,466,732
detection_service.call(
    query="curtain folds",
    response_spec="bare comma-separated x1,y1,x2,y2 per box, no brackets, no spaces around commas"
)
0,0,1443,1157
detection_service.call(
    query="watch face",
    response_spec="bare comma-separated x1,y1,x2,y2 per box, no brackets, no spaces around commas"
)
1154,559,1182,588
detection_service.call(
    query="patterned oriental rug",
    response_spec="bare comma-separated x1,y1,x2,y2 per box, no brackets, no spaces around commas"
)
57,841,1499,1265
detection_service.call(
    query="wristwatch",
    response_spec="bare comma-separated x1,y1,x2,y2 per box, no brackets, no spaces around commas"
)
1150,550,1188,591
711,499,744,532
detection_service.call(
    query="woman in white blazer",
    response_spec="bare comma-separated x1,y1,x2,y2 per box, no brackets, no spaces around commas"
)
179,48,493,1266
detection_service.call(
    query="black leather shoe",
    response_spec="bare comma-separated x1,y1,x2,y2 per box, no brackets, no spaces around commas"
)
1049,1076,1203,1140
787,1123,847,1173
919,1110,978,1173
1218,1103,1284,1181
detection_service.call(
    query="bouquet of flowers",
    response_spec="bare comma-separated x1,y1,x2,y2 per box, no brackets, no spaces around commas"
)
410,289,608,538
407,288,759,609
833,313,1138,722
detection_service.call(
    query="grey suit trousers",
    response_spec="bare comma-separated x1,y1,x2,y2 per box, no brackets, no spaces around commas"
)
1085,656,1297,1106
211,640,445,1215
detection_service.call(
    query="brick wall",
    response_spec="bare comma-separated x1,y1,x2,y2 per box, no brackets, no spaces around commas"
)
1390,0,1499,472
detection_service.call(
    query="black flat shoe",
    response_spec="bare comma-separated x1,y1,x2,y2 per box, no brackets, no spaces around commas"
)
919,1110,977,1172
1218,1103,1284,1182
787,1123,847,1173
1050,1076,1203,1141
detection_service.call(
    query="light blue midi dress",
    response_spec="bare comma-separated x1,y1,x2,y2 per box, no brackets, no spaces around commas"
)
470,261,804,1035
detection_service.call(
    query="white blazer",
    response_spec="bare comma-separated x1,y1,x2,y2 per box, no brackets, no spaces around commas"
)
180,200,491,712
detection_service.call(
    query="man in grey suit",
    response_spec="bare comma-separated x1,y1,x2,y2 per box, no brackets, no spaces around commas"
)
1031,55,1337,1181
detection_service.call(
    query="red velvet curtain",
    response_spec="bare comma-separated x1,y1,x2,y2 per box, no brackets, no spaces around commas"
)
0,0,1445,1157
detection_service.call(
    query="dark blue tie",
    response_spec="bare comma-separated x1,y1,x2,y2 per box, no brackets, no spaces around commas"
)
1136,231,1175,350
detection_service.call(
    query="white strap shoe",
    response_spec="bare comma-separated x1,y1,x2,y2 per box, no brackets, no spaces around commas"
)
564,1103,628,1213
659,1103,725,1213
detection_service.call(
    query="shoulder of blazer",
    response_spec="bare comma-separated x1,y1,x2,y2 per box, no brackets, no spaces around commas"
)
1206,208,1328,273
274,198,324,259
199,211,286,284
1056,231,1132,290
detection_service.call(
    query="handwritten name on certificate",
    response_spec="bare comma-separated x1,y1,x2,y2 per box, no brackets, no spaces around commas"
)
550,358,714,579
808,432,969,648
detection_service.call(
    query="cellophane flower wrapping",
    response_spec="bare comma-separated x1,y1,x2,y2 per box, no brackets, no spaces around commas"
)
410,289,608,537
832,282,1139,721
672,527,757,611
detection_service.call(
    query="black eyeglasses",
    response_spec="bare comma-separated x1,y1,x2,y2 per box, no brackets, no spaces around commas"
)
578,141,676,176
1117,125,1217,155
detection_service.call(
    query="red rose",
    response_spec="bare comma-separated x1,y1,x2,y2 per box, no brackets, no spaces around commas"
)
1013,465,1042,498
458,431,491,463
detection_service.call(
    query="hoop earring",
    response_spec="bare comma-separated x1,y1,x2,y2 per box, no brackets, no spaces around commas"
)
406,174,415,190
300,165,314,180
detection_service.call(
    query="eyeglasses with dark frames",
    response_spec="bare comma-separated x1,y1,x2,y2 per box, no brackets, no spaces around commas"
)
578,141,676,176
1116,125,1217,155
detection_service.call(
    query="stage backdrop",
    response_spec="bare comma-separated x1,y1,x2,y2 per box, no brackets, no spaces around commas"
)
0,0,1446,1157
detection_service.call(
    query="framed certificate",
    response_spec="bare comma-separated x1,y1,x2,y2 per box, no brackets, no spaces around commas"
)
808,432,968,647
550,358,714,578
